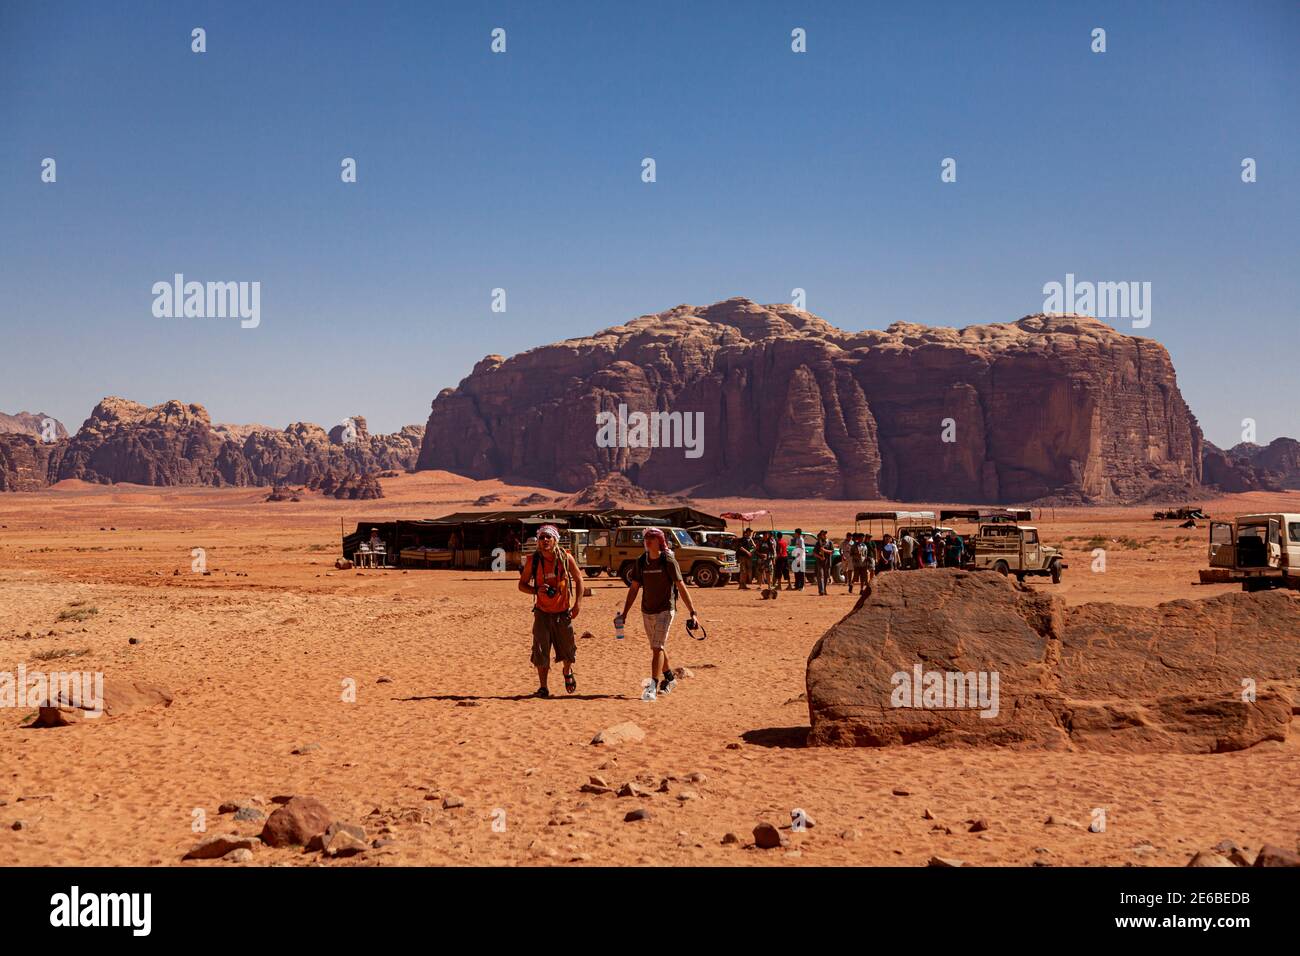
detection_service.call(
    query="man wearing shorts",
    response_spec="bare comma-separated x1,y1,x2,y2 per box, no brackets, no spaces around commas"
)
621,528,700,701
517,524,582,698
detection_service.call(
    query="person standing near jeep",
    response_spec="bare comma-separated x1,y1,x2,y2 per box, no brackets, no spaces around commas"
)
736,527,756,590
621,528,700,701
518,524,582,698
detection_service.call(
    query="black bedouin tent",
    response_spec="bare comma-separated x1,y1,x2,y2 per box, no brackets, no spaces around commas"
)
342,506,726,569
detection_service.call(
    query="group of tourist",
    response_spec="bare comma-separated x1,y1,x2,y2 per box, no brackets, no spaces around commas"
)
732,526,967,596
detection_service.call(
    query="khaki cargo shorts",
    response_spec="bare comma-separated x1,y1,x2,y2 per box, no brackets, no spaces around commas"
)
531,609,576,667
642,609,676,651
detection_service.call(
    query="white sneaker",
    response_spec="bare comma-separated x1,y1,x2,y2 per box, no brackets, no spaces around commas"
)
641,679,657,702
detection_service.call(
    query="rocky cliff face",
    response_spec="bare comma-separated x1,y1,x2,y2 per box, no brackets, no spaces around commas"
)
417,298,1205,503
0,435,65,491
0,411,69,491
1,398,423,491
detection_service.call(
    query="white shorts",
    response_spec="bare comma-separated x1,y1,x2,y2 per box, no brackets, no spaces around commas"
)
642,609,675,651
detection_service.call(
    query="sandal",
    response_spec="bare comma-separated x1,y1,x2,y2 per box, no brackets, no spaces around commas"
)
564,671,577,694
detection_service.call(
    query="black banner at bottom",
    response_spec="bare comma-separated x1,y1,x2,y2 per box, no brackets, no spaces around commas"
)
0,865,1287,941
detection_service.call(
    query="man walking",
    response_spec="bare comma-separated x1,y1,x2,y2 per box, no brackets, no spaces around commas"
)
517,524,582,698
621,528,701,701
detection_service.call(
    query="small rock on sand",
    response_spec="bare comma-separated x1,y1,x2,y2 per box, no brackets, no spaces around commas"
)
927,856,964,867
1187,850,1235,867
1254,845,1300,867
1045,815,1083,829
591,722,645,746
184,834,259,860
260,796,334,848
624,808,651,823
753,823,785,849
442,794,465,809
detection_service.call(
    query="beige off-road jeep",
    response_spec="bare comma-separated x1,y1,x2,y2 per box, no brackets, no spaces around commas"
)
584,525,739,587
969,523,1066,583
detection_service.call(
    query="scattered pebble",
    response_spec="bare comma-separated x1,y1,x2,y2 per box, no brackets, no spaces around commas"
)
753,822,785,849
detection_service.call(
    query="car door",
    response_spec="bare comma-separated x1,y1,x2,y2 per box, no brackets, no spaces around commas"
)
1208,522,1235,567
1022,529,1040,569
1267,519,1282,568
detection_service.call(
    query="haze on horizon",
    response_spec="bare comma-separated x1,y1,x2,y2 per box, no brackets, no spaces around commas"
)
2,1,1297,447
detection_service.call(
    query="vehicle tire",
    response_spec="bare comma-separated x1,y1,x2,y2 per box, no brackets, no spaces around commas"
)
1049,559,1062,584
1014,572,1026,582
618,561,637,586
994,561,1010,577
715,573,731,587
692,563,719,588
1243,578,1274,593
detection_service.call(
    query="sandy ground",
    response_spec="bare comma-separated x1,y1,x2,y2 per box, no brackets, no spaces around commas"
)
1,472,1298,867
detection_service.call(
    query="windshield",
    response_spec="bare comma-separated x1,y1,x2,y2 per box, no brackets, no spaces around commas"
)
672,529,695,548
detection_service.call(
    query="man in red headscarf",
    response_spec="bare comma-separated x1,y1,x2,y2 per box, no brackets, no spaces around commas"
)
518,524,583,697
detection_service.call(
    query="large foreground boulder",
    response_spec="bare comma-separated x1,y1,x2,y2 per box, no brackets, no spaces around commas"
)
806,570,1300,753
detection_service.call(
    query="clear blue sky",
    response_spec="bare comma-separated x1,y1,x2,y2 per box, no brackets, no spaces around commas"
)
2,0,1297,447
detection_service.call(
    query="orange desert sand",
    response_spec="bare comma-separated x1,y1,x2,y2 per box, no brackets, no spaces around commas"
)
1,472,1298,866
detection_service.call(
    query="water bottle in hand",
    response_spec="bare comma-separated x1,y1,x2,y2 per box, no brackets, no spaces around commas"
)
614,613,625,640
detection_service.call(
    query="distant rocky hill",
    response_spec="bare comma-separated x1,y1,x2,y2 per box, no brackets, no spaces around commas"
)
0,411,68,441
1200,437,1300,493
0,398,423,493
416,297,1208,504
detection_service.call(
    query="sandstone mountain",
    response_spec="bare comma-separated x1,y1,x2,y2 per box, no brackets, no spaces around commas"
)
417,298,1206,503
806,570,1300,753
0,398,423,492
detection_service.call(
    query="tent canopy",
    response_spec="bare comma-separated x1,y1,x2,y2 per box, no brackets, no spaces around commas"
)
855,510,936,522
939,508,1032,522
341,505,726,566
